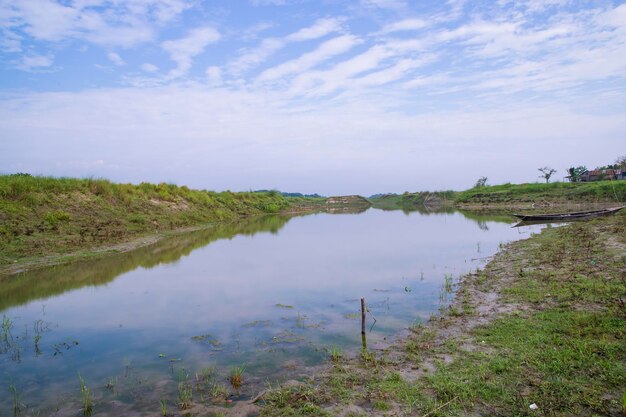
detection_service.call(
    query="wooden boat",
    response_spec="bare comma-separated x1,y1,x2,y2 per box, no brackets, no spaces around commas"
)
512,206,624,222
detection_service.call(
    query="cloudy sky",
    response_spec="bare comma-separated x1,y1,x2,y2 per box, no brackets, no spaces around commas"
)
1,0,625,195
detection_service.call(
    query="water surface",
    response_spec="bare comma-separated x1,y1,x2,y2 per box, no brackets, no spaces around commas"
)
0,209,541,415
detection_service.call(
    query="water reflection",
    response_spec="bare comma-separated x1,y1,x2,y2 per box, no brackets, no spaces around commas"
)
0,209,541,416
0,215,293,312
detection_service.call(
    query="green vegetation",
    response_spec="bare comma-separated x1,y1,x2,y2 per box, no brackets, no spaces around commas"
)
228,365,245,390
259,212,626,416
328,346,343,362
369,191,455,211
0,174,291,266
455,180,626,206
9,384,22,417
78,373,93,417
177,369,193,410
159,398,167,417
371,181,626,211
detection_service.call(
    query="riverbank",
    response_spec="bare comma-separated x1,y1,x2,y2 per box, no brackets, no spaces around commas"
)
370,181,626,211
0,175,298,274
259,211,626,416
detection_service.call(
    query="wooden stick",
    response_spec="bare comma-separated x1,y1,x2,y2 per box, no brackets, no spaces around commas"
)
360,298,366,335
249,390,267,404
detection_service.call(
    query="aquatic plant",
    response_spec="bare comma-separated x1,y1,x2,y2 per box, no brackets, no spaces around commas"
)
9,384,23,417
104,377,117,391
159,398,168,416
177,369,193,410
444,273,453,293
329,346,342,362
195,367,215,385
78,373,93,417
1,315,13,353
228,365,246,390
209,383,229,402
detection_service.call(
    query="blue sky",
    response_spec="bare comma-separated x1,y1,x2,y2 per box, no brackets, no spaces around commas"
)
1,0,625,195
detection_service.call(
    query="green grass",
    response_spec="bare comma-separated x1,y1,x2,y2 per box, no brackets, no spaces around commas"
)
260,213,626,416
369,191,455,211
228,365,246,390
455,180,626,205
370,181,626,210
78,373,93,417
176,369,193,410
0,174,291,265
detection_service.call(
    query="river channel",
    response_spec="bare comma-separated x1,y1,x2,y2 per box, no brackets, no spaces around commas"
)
0,208,543,416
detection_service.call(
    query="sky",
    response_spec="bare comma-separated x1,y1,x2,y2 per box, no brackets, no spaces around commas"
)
1,0,625,196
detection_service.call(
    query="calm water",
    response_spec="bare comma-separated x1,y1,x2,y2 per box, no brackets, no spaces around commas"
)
0,209,541,416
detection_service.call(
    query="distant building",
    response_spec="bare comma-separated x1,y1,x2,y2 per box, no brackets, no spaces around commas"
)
579,168,626,182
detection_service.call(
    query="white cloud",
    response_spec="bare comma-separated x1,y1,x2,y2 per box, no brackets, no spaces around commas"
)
0,0,191,50
379,18,429,34
288,45,394,96
107,51,125,66
285,18,344,42
229,18,344,74
360,0,407,10
141,63,159,72
206,66,222,85
1,86,623,194
250,0,287,5
16,53,54,71
257,35,361,82
161,26,221,79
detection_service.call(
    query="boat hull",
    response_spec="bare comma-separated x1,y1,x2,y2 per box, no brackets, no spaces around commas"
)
512,206,624,222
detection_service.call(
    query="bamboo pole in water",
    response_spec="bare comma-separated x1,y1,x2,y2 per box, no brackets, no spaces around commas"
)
360,297,367,351
360,298,366,335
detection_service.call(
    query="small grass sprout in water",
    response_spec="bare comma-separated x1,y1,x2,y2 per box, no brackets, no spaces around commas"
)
177,368,193,410
328,346,343,362
2,315,14,353
195,367,215,385
9,384,23,417
104,377,117,391
159,398,168,416
444,273,454,293
210,383,229,402
78,373,93,417
228,365,246,390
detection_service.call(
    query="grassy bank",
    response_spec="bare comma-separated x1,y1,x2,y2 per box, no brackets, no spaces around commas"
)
370,181,626,211
369,191,455,211
259,212,626,416
0,174,291,267
455,180,626,207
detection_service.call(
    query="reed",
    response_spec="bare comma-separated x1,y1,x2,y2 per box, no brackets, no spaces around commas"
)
78,373,93,417
228,365,246,390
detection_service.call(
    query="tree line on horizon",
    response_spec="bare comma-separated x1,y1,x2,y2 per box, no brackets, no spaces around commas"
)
475,154,626,187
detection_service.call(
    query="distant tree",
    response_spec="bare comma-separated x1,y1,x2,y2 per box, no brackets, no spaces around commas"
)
474,176,488,187
566,166,587,182
538,167,557,183
616,155,626,170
